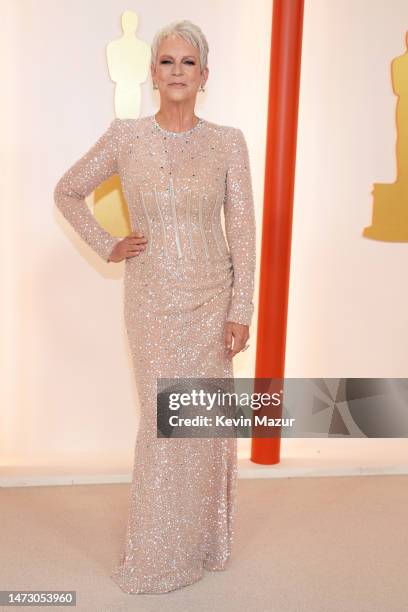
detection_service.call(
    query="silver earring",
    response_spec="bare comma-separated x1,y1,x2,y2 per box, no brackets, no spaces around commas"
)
200,84,205,92
153,82,158,90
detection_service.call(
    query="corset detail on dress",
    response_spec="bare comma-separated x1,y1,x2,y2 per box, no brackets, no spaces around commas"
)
133,176,230,264
54,115,256,326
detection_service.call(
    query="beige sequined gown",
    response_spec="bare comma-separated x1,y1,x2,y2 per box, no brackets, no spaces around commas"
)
54,114,256,594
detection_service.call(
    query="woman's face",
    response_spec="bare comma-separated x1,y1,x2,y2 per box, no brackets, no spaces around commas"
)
151,34,208,104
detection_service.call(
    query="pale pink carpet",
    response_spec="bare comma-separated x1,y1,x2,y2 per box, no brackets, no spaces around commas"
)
1,475,407,611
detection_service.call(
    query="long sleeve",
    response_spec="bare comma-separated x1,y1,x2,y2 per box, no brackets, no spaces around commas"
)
54,119,121,262
223,127,257,326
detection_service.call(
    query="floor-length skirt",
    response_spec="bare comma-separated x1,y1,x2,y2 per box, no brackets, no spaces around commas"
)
110,255,237,594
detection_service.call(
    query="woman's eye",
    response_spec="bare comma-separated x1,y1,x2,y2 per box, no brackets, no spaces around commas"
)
160,59,195,64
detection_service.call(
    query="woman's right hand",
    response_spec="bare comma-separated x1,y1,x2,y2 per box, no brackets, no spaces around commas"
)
108,230,148,263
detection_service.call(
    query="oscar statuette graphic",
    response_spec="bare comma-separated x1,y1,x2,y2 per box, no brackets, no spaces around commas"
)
92,10,151,238
364,31,408,241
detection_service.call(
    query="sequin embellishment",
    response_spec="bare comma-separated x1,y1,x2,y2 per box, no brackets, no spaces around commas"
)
53,114,256,594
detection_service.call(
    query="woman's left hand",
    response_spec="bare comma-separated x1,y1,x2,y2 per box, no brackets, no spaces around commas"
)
224,321,250,359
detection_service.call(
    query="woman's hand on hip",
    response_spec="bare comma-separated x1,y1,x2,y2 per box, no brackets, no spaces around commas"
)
224,321,250,359
108,230,148,263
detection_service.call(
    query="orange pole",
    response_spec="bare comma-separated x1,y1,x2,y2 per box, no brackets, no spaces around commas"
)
251,0,304,464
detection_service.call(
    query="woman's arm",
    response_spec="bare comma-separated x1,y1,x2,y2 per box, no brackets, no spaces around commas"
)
223,127,257,326
54,119,121,262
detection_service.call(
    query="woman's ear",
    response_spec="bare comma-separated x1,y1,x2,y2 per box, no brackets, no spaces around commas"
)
202,66,209,87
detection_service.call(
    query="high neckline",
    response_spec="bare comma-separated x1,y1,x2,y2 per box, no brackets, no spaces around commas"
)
152,114,205,136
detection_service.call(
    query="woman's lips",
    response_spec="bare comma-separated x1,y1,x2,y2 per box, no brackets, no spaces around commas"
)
168,83,186,87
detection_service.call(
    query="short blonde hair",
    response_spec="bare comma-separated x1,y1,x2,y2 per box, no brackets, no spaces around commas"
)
151,19,209,72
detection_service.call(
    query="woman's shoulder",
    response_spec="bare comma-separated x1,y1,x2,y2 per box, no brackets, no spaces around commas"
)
203,119,246,149
105,116,153,149
203,118,243,136
111,115,150,134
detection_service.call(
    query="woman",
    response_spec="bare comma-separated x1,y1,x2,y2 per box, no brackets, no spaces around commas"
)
54,19,256,594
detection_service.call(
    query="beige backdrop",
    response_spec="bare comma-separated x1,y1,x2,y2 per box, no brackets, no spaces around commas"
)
1,0,407,481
